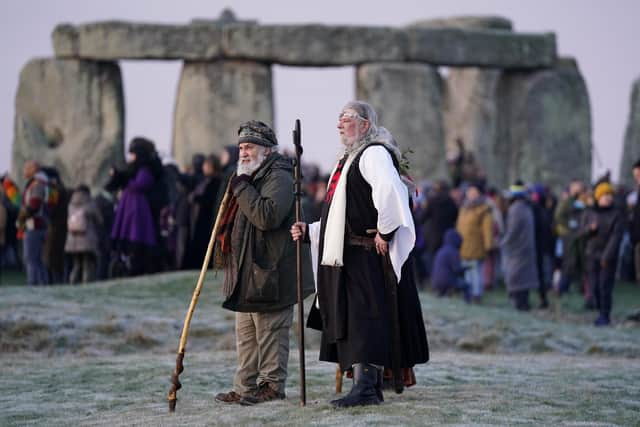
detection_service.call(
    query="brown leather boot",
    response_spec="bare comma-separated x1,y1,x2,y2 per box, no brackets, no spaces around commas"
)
214,390,243,404
239,383,285,406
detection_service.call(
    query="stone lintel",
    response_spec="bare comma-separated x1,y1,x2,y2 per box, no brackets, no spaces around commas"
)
52,21,557,68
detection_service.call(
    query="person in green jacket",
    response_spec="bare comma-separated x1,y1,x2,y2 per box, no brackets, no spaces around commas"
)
214,120,315,406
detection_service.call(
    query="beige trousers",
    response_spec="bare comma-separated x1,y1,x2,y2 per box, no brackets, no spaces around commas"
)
233,306,293,396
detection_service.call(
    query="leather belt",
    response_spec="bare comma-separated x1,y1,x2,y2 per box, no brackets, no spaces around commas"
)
346,234,376,249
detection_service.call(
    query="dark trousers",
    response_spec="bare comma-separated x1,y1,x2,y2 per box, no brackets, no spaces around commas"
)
69,252,96,284
558,236,580,294
587,259,616,318
511,289,530,311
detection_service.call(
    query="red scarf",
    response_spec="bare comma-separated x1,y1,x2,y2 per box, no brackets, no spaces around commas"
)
325,154,349,204
213,181,238,269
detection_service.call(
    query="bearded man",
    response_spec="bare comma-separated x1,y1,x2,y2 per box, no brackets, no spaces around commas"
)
291,101,429,407
213,120,314,406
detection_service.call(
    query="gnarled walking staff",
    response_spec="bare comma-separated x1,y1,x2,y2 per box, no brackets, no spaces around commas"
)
293,119,307,406
168,181,232,412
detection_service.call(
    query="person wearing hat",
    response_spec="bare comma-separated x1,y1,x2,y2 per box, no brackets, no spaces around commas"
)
501,182,539,310
213,120,315,405
579,181,625,326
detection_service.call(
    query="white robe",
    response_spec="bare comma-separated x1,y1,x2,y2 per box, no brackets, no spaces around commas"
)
308,144,415,286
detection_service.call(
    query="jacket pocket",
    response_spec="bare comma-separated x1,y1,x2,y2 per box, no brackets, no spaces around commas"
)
246,262,280,303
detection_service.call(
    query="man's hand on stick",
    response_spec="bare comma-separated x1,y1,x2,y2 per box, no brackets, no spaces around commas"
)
291,222,306,241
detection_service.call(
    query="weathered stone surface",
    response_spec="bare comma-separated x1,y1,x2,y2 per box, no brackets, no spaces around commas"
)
619,77,640,186
12,58,124,189
172,60,273,168
221,24,407,65
407,28,556,68
442,68,501,178
52,20,557,68
493,58,592,191
53,21,224,60
356,62,447,181
410,15,513,30
421,16,508,181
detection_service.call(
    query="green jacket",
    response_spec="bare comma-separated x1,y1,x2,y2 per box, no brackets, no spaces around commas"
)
222,152,315,312
554,196,582,237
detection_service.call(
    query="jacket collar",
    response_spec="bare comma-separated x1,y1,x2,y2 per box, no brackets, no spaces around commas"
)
252,152,290,182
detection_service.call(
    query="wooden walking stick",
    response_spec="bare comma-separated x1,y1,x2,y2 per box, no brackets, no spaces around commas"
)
168,182,232,412
293,119,307,406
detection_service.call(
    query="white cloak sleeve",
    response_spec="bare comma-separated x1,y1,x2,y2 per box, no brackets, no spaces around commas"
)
359,146,416,282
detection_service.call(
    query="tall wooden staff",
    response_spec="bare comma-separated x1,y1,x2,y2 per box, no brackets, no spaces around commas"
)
168,183,232,412
293,119,307,406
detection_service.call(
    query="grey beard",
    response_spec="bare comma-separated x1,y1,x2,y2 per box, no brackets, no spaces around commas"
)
237,151,267,176
341,136,367,156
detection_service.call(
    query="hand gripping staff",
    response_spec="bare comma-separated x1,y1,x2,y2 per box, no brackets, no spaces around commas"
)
168,181,232,412
293,119,307,406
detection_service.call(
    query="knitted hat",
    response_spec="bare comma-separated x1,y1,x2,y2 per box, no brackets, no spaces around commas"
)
594,182,614,201
508,183,527,199
237,120,278,147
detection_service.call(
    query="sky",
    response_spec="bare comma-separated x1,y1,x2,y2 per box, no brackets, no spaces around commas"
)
1,0,639,182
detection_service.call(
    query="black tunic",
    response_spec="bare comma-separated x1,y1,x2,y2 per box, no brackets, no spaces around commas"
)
314,145,429,371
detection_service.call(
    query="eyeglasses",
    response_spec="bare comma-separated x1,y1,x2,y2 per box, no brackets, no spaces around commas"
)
338,112,366,122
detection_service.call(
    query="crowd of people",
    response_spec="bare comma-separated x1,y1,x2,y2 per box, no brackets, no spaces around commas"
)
2,101,639,409
415,165,636,327
0,125,638,330
0,138,241,285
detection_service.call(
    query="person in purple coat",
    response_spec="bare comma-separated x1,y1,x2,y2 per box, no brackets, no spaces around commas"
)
431,228,471,303
107,137,160,276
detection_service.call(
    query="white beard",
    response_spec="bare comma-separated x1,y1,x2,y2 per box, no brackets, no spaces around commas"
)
237,150,268,176
340,135,367,156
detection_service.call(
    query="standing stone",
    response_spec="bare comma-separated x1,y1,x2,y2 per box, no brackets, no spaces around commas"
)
413,16,512,183
494,58,592,191
12,58,124,188
357,62,447,181
619,77,640,187
442,68,501,181
172,60,273,168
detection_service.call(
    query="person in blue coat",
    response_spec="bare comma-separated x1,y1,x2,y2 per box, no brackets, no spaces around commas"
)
431,228,471,303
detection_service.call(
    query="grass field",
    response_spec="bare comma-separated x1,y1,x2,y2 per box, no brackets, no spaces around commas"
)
1,271,639,426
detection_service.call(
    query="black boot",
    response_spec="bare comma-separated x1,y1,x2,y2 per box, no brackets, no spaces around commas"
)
329,370,353,406
331,364,381,408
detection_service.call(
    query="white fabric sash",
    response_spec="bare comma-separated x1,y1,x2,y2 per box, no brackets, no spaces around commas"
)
319,144,415,284
320,146,364,267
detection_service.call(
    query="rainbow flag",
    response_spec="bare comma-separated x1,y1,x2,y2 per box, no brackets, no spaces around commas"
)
2,176,21,207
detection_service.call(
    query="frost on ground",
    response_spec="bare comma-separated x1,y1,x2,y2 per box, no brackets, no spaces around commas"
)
1,271,639,426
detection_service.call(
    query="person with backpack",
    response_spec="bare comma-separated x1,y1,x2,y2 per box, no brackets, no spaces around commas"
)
64,185,103,284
